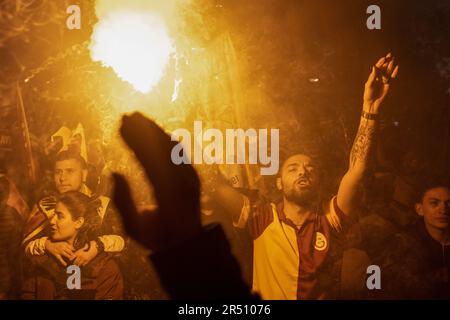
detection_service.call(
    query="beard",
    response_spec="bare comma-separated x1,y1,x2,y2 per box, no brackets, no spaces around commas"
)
284,185,318,207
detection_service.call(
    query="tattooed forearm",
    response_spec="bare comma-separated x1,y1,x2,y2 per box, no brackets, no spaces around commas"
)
349,118,377,169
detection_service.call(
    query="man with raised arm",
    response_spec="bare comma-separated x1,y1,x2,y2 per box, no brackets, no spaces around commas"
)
206,54,399,299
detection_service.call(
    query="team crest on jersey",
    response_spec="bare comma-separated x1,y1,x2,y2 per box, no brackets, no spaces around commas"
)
314,232,328,251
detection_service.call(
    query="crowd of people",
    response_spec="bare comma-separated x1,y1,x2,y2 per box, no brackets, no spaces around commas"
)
0,54,449,300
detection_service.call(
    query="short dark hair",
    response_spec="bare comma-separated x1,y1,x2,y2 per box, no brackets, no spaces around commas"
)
54,150,87,169
415,176,450,203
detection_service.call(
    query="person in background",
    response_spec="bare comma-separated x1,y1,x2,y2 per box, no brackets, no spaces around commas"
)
380,178,450,299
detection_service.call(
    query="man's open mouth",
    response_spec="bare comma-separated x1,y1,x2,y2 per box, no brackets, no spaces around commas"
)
296,181,310,188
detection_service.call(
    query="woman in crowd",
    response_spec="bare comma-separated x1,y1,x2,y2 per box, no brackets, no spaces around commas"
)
22,191,123,299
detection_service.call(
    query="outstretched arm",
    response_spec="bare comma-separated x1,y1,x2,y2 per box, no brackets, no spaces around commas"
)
337,53,399,216
198,165,246,225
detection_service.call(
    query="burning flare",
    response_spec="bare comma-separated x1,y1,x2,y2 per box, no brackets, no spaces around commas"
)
90,10,174,93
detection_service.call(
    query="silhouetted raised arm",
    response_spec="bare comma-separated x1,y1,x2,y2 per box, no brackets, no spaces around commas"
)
112,113,253,299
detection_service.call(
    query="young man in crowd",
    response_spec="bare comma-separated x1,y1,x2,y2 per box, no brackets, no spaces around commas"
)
380,179,450,299
206,53,399,299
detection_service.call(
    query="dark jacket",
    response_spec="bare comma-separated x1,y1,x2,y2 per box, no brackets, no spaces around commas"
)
381,222,450,299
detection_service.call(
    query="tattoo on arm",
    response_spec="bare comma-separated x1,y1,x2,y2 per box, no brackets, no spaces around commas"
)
350,119,376,169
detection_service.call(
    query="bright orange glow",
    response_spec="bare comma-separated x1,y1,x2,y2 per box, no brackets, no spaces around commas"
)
90,10,174,93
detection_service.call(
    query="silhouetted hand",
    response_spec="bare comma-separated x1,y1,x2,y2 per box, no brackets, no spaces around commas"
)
363,52,399,112
112,113,202,252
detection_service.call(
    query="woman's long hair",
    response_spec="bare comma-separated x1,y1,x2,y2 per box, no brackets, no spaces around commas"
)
55,191,102,251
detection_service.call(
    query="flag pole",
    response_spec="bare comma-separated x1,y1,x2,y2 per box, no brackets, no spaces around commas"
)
16,81,36,186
